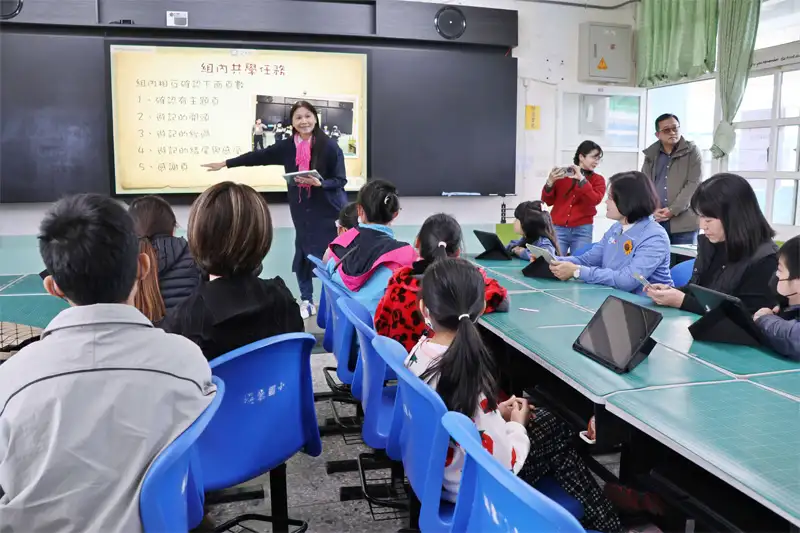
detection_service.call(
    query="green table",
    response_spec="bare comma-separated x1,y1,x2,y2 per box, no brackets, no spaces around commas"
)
469,255,529,270
607,381,800,527
670,244,697,258
0,274,46,295
483,266,611,292
749,372,800,399
481,293,731,403
0,294,68,329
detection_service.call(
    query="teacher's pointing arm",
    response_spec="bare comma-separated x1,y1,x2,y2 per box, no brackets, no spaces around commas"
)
201,142,282,172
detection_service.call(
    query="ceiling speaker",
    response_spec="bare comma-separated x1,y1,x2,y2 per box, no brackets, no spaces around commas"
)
0,0,22,19
434,6,466,40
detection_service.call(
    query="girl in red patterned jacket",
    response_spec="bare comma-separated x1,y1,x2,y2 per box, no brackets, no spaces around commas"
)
407,258,622,533
374,213,508,352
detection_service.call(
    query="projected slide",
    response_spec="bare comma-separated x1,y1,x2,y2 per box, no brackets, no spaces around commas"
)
109,44,368,195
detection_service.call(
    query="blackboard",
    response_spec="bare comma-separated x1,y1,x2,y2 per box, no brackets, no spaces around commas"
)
0,31,110,202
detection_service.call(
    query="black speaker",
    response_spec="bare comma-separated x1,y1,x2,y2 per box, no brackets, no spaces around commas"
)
434,7,467,40
0,0,22,19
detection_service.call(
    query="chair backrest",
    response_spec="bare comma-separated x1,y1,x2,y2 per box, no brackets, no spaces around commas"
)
372,336,452,530
571,242,595,257
140,376,226,533
442,411,585,533
671,258,696,288
312,267,334,352
339,297,389,449
196,333,322,492
309,258,329,330
318,274,359,386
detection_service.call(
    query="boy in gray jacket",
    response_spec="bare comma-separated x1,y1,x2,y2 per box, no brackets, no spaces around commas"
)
754,235,800,361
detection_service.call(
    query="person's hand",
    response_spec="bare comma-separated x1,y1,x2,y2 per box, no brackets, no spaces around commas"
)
587,416,596,441
647,287,685,308
547,167,566,186
569,165,583,180
201,161,227,172
549,260,579,281
498,396,518,422
754,307,778,320
654,207,673,222
509,398,531,425
294,176,322,187
645,283,672,292
511,246,525,257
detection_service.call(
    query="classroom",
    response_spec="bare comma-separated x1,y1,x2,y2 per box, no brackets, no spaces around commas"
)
0,0,799,532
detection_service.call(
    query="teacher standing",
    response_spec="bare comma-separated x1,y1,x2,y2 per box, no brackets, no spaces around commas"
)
202,100,348,320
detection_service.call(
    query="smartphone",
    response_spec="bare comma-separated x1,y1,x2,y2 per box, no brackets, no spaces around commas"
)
526,244,555,264
558,166,576,176
632,273,651,290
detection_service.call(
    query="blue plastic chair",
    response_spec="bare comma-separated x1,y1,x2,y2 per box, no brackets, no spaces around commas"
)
140,376,226,533
338,298,398,450
317,273,360,392
571,242,595,257
308,255,328,331
670,258,696,288
372,337,585,531
196,333,322,532
442,411,590,533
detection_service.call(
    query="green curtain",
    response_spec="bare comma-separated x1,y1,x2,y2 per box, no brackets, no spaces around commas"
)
710,0,761,159
636,0,719,87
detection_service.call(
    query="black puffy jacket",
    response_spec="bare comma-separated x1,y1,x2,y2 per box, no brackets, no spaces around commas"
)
150,235,202,311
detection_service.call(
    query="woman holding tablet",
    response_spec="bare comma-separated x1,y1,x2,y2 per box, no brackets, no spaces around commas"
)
202,101,347,319
645,174,778,315
548,171,672,293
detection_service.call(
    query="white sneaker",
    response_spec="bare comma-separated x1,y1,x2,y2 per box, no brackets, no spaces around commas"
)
300,300,316,320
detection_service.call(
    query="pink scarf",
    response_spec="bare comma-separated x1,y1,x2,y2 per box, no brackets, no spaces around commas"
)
294,135,313,201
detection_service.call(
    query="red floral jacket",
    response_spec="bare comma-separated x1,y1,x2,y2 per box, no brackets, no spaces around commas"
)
374,262,509,352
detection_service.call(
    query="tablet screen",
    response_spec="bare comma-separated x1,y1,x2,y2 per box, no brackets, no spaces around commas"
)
575,296,661,370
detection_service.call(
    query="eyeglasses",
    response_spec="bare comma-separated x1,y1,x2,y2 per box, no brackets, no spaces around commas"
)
659,126,680,134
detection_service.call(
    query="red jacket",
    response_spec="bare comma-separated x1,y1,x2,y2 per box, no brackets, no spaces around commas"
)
541,172,606,228
374,263,508,353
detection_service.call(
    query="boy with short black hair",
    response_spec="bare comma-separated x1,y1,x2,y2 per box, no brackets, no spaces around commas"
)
0,193,214,532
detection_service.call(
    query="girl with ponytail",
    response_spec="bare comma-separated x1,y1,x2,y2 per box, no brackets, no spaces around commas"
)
374,213,508,352
408,258,622,532
506,201,561,260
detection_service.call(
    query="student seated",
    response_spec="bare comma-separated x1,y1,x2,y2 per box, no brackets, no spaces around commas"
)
0,194,214,532
322,202,359,263
163,182,303,362
506,201,561,260
326,179,416,314
548,171,672,292
128,195,202,312
646,174,778,314
406,258,621,532
753,235,800,361
375,213,509,352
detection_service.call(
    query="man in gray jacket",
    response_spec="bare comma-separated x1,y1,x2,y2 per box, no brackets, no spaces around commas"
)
641,114,703,244
0,194,214,532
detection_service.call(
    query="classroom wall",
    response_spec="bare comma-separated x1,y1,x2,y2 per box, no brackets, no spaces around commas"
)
0,0,637,236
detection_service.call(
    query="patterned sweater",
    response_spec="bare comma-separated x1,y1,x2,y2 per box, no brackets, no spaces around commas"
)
405,338,530,502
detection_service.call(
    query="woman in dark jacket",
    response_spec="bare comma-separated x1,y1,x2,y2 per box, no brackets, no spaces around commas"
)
645,173,779,314
161,181,304,362
202,100,348,320
128,196,202,312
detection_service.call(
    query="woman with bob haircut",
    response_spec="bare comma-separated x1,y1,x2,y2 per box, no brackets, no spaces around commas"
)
549,171,673,292
162,181,304,362
646,173,778,314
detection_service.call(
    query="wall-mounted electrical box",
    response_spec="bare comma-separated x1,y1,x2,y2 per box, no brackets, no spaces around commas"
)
578,22,633,84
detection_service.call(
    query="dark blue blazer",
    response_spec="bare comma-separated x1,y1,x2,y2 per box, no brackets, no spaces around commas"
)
225,136,348,274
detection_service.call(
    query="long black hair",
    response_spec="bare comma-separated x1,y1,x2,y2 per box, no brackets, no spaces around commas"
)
521,210,562,255
289,100,329,171
690,173,775,263
417,213,462,264
419,258,498,416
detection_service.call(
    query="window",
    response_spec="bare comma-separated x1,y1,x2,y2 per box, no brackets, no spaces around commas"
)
755,0,800,50
646,79,716,179
730,68,800,226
